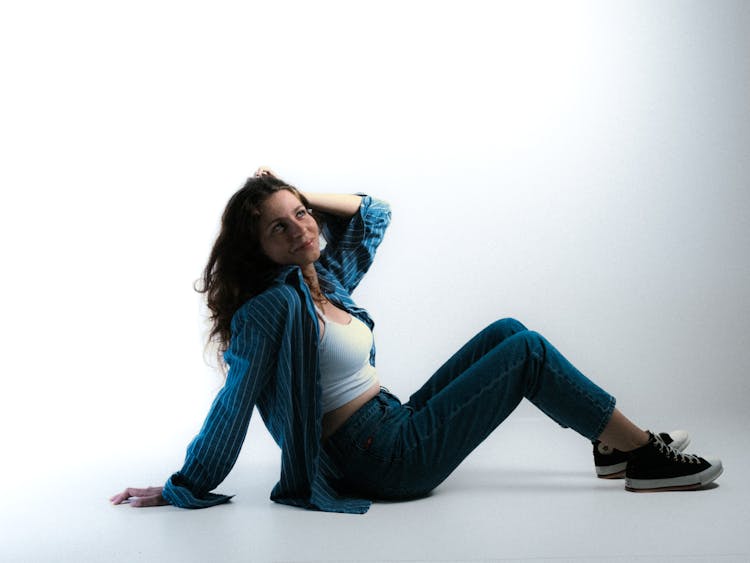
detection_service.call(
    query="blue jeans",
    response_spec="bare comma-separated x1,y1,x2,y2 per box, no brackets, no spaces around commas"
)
323,318,616,500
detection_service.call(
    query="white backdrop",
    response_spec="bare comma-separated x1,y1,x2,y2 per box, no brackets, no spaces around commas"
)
1,1,748,491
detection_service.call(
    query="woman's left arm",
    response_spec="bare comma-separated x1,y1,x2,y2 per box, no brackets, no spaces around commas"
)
253,167,361,217
303,192,362,217
315,194,391,294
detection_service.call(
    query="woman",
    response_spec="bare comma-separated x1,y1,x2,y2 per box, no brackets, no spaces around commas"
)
111,168,723,513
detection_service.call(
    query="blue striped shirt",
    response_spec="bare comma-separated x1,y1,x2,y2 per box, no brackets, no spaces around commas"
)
162,195,391,514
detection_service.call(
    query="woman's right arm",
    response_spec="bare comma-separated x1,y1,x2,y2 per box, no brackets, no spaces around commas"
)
111,303,277,509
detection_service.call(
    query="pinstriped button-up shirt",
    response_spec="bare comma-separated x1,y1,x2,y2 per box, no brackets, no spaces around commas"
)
162,195,391,514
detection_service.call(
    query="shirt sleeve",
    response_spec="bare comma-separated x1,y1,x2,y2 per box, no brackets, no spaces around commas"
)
318,194,391,294
162,309,276,509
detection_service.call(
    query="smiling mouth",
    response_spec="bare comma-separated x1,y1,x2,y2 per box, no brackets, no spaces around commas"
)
294,239,315,252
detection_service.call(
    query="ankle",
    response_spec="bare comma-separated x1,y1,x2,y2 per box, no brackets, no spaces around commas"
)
601,430,650,453
622,430,651,452
596,408,652,452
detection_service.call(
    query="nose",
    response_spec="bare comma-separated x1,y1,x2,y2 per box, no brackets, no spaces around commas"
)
287,219,305,238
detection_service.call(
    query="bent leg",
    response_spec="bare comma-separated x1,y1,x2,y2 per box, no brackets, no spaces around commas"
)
405,318,528,411
392,330,615,497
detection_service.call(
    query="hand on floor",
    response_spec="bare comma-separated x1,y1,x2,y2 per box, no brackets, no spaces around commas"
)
110,486,168,507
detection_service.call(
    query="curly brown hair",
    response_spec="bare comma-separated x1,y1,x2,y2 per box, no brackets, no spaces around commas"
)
195,174,315,367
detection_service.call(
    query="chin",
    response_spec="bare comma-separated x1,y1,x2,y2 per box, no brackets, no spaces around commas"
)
288,248,321,267
301,251,321,266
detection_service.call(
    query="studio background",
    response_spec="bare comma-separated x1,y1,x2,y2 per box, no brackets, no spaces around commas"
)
1,1,748,560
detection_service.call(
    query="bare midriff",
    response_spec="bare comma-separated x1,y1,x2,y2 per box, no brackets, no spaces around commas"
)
321,380,381,439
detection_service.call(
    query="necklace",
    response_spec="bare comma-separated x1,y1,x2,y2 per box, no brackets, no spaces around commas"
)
312,292,330,307
302,270,328,306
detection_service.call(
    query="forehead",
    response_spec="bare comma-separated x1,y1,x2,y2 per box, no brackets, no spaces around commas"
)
260,190,303,221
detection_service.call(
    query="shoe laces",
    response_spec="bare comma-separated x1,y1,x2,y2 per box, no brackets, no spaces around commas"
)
653,433,702,464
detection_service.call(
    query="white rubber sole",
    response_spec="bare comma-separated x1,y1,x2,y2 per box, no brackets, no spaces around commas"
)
596,462,627,479
625,459,723,492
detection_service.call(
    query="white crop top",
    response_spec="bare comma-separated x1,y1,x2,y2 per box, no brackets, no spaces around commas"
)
315,305,378,413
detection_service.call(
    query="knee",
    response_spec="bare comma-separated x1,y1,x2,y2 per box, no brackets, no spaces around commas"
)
478,318,529,348
489,317,528,338
515,330,548,358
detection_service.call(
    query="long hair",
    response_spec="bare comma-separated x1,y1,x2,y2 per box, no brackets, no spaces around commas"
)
196,174,315,368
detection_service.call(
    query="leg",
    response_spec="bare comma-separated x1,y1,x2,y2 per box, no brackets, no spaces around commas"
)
331,330,615,498
405,330,614,487
405,318,528,410
325,320,722,497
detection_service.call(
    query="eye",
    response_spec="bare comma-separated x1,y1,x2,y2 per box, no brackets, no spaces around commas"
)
296,209,308,218
271,222,286,234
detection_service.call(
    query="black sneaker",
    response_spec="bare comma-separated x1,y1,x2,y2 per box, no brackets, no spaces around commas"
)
625,431,723,492
593,430,690,479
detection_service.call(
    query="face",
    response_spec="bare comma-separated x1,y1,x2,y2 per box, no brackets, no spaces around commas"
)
258,189,321,266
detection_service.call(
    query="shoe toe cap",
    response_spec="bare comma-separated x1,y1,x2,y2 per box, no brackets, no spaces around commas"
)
700,458,724,485
667,429,690,451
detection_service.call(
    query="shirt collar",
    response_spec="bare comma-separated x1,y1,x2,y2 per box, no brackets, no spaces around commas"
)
271,263,334,294
272,264,301,285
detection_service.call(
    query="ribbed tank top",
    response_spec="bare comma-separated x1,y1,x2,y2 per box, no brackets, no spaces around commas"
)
315,305,378,413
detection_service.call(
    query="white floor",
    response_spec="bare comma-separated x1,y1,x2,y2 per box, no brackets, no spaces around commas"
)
4,405,749,563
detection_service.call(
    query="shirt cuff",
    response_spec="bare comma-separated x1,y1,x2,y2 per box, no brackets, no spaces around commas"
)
162,473,234,509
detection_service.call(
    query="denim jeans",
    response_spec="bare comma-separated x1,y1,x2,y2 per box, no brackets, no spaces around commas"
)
323,318,616,500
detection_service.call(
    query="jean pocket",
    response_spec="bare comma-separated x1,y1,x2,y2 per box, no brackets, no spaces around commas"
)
350,406,405,463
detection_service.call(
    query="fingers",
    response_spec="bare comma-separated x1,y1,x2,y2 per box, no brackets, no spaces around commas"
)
110,487,156,502
109,489,133,504
110,486,166,507
255,166,276,179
